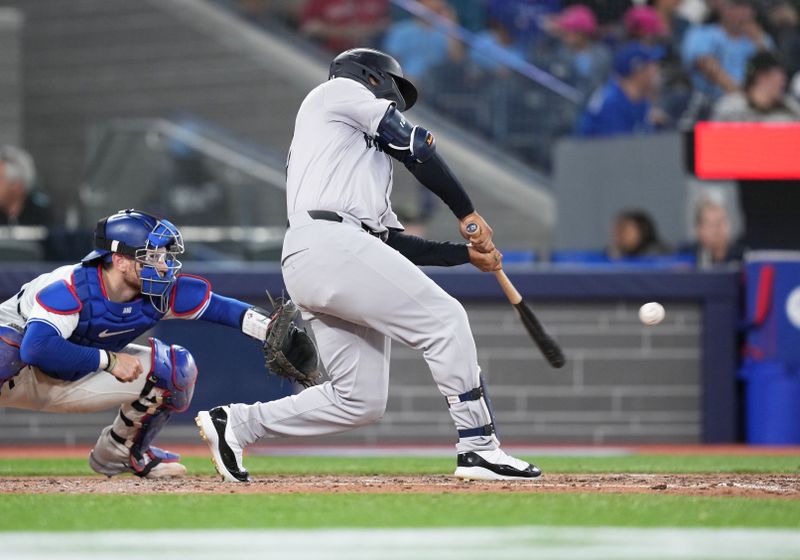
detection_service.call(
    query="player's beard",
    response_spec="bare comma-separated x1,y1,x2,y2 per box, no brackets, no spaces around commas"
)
124,264,144,296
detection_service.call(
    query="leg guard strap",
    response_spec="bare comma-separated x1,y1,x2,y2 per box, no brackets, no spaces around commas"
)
449,376,500,443
458,424,496,438
445,386,484,407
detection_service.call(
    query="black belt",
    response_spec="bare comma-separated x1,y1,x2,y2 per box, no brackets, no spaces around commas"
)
308,210,343,223
290,210,384,239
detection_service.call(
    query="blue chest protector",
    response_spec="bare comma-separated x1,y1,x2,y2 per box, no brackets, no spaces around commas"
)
69,265,164,352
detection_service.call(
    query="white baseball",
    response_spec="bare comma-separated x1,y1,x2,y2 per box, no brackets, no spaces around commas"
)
639,302,665,325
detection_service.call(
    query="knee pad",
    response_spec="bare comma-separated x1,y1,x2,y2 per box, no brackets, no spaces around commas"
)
0,325,24,383
146,337,198,412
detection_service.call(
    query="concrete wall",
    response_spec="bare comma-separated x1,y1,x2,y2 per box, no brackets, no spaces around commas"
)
554,134,688,251
0,299,702,445
0,8,22,146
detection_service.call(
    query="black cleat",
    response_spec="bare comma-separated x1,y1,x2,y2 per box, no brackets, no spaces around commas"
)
196,406,251,483
454,449,542,481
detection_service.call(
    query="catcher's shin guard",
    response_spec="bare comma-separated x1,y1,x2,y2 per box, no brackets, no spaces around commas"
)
90,338,197,478
0,324,24,386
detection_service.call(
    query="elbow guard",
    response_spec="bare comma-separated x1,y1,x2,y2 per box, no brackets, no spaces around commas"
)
376,105,436,163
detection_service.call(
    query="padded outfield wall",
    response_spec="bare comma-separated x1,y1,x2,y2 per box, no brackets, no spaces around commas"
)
0,264,740,445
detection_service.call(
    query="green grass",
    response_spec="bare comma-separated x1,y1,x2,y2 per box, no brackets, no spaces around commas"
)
1,454,797,532
2,493,799,532
1,454,798,477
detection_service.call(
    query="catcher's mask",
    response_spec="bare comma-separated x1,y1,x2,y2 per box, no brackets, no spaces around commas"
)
329,48,418,111
82,209,184,313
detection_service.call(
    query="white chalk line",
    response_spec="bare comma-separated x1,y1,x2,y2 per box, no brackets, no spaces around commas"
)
3,527,800,560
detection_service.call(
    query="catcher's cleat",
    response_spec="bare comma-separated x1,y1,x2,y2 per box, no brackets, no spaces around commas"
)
196,406,251,483
453,449,542,481
89,445,187,479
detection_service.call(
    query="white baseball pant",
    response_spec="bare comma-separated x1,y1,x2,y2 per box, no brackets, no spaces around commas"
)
227,211,499,454
0,343,151,413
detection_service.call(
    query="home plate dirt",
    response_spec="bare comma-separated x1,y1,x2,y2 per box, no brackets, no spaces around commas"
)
1,474,799,498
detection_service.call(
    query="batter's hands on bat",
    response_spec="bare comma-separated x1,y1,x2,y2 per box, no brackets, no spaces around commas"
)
468,245,503,272
459,212,494,253
109,352,144,383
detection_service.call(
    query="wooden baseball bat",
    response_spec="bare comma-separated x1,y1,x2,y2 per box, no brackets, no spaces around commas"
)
466,222,565,369
494,269,565,368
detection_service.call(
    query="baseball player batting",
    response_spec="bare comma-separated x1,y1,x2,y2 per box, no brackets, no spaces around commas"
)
197,48,541,482
0,209,314,478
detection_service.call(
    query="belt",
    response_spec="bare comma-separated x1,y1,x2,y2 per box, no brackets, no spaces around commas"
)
288,210,387,240
307,210,344,223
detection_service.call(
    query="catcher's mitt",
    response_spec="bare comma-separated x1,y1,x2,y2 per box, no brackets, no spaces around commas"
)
264,299,321,388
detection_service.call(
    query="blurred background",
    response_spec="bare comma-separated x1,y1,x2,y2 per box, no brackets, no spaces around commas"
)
0,0,798,447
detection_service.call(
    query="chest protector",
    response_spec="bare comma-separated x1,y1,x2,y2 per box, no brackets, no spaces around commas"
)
69,265,164,352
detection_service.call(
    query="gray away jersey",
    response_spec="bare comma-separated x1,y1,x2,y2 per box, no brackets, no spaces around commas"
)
286,77,403,233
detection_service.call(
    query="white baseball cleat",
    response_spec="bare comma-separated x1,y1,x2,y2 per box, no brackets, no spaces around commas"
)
196,406,251,483
453,448,542,481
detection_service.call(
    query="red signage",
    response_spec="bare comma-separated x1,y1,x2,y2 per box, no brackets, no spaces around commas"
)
694,122,800,179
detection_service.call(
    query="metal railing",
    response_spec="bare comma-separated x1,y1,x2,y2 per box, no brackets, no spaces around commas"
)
79,118,289,261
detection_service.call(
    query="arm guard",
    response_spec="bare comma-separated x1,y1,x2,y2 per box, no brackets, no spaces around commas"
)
376,105,435,163
376,106,474,220
385,229,470,267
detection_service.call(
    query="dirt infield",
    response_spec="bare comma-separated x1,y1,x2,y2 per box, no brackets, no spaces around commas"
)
1,473,799,499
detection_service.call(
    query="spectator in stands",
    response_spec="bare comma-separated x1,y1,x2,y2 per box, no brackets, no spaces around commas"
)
712,50,800,120
644,0,694,125
710,51,800,251
299,0,389,53
681,197,743,267
0,145,50,226
448,0,486,32
681,0,773,107
564,0,634,39
576,42,665,137
382,0,464,83
541,5,612,102
624,5,668,44
490,0,563,45
763,1,800,77
608,209,670,259
648,0,691,49
469,10,529,73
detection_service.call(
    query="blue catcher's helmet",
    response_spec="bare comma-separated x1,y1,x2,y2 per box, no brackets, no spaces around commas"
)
82,209,185,313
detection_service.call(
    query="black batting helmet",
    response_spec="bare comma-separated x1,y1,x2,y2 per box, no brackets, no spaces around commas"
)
329,48,418,111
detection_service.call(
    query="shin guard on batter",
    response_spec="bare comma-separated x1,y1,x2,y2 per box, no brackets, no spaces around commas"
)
448,375,541,480
89,338,197,478
445,375,500,453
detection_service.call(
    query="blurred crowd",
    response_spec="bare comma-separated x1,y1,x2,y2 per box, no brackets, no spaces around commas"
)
4,0,799,266
231,0,800,169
